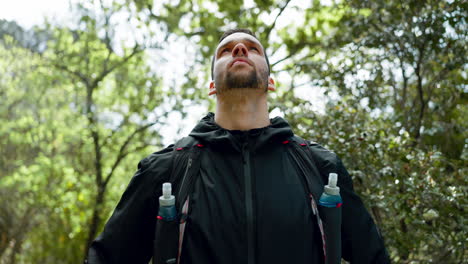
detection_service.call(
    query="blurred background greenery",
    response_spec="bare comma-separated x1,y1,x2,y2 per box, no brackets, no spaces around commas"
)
0,0,466,263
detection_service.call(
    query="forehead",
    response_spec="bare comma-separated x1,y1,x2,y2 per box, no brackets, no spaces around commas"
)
216,32,263,50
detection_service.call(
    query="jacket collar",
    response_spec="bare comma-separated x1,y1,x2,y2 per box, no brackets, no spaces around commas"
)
189,112,294,152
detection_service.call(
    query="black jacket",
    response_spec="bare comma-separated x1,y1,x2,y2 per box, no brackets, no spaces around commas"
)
88,113,390,264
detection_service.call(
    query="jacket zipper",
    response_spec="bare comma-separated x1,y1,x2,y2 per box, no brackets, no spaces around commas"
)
242,141,255,264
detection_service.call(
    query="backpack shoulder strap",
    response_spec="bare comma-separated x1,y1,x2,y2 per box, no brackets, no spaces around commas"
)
286,135,329,260
167,136,203,209
166,136,205,264
287,135,324,201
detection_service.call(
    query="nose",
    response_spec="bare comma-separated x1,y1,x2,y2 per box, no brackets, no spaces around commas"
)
232,43,248,57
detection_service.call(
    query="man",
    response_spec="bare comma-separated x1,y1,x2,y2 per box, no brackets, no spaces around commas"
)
87,29,390,263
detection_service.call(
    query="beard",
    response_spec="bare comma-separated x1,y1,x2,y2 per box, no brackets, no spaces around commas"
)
216,66,269,94
226,69,258,89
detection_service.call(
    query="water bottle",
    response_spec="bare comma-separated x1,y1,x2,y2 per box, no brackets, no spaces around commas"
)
319,173,342,264
158,182,176,221
319,173,342,208
154,183,178,264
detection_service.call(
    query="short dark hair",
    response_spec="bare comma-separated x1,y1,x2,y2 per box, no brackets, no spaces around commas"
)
211,29,270,80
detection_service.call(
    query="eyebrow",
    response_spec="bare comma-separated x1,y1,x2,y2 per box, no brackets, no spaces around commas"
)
216,38,261,56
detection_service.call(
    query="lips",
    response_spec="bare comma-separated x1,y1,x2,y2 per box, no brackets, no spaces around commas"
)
230,58,252,67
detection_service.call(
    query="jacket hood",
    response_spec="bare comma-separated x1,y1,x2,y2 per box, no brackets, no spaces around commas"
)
189,112,294,152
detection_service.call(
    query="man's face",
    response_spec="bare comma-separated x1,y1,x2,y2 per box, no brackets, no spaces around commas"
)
212,33,269,94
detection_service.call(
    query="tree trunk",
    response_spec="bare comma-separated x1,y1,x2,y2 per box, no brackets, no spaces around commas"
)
83,185,106,260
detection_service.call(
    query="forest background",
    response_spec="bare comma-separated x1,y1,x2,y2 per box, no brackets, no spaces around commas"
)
0,0,466,263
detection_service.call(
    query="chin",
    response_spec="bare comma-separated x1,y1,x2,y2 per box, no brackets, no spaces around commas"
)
225,72,257,88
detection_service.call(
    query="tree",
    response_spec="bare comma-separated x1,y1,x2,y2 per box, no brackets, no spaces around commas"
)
0,34,89,262
42,4,169,260
1,1,176,262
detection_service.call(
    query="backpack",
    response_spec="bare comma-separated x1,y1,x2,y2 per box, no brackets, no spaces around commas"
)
153,135,338,264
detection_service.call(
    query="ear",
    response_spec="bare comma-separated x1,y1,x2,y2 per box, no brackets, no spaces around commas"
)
209,81,217,96
268,77,276,91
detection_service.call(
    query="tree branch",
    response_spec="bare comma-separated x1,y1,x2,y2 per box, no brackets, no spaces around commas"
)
271,53,294,68
103,122,155,187
425,68,450,100
102,117,128,148
413,42,426,142
264,0,292,40
53,63,89,86
91,45,141,88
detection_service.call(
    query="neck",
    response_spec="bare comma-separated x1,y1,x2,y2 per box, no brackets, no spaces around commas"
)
215,88,270,131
